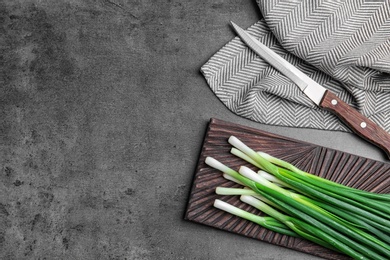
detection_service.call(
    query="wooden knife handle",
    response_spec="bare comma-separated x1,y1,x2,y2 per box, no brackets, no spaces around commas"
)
320,90,390,159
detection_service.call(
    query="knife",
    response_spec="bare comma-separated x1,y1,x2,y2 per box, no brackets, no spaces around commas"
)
230,21,390,159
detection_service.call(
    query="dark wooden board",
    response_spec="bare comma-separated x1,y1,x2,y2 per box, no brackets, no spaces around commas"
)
184,118,390,260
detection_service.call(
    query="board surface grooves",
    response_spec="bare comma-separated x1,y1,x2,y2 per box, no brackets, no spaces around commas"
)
185,118,390,260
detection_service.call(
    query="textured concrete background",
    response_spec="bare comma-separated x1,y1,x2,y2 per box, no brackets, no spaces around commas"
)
0,0,385,259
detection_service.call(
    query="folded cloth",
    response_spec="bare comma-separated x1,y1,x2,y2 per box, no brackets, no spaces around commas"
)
201,0,390,132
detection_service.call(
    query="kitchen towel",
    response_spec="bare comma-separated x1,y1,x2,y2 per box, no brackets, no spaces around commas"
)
201,0,390,132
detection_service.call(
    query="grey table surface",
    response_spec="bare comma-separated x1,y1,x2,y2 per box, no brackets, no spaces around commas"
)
1,0,386,259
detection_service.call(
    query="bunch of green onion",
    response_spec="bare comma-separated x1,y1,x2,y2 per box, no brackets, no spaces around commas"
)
206,136,390,260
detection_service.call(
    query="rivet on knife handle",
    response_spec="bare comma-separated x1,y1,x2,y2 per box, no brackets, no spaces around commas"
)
320,91,390,159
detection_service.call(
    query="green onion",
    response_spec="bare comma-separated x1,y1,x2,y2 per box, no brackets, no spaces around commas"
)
258,151,390,202
205,135,390,260
216,187,284,212
215,187,257,196
213,199,298,237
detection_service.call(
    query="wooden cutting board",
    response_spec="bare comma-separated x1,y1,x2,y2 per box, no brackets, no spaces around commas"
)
184,118,390,260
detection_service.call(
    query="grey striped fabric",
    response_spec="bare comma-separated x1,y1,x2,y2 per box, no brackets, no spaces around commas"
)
201,0,390,132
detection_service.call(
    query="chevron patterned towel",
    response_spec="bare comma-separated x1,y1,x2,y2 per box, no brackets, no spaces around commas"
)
201,0,390,132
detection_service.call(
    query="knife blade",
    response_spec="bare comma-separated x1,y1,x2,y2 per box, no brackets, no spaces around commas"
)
230,21,390,159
